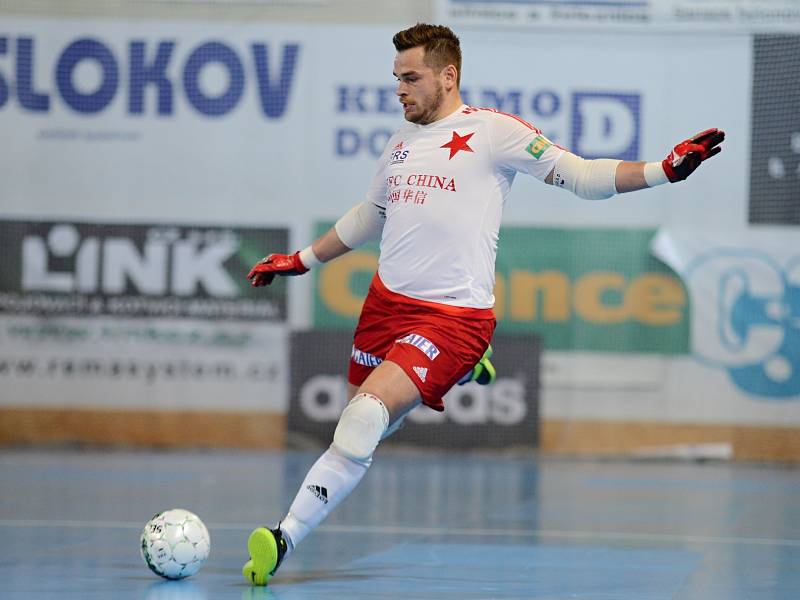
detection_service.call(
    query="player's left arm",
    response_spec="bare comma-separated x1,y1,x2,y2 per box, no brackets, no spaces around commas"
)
546,128,726,198
623,127,725,190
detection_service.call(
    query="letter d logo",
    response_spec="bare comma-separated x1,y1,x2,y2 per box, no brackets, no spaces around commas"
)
571,92,640,160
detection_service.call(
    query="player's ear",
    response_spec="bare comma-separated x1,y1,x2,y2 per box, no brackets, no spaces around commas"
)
442,64,458,91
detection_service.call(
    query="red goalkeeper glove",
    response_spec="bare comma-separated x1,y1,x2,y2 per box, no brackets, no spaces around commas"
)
662,128,725,182
247,252,308,287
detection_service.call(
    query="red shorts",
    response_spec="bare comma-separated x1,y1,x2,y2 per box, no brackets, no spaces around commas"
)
348,274,496,411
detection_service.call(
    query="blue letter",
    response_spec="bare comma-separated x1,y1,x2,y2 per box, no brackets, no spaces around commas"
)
368,129,392,157
129,40,174,115
531,90,560,118
337,85,367,113
252,43,299,119
571,92,640,160
376,86,400,114
336,128,360,156
17,37,49,112
56,38,118,114
183,42,244,117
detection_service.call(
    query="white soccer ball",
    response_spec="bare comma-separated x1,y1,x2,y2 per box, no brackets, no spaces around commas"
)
140,509,211,579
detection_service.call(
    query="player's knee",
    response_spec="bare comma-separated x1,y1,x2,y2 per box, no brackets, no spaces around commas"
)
381,414,406,441
332,393,389,465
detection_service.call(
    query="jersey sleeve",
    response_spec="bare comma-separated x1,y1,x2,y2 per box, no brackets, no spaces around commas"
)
364,137,395,208
489,113,565,182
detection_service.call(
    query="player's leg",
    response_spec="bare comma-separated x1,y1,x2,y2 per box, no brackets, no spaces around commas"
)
279,361,419,546
243,360,419,586
348,381,415,439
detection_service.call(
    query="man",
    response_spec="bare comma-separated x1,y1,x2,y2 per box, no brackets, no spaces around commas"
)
242,23,724,586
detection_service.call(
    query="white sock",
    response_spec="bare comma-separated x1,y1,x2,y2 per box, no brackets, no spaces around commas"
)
279,446,369,552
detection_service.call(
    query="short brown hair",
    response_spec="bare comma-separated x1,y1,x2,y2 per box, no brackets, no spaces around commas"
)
393,23,462,87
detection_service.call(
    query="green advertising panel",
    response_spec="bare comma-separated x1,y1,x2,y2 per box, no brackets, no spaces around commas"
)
312,224,689,354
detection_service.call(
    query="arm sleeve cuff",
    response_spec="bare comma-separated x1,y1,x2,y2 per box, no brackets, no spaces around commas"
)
334,201,385,249
552,152,620,200
644,161,670,187
298,246,321,269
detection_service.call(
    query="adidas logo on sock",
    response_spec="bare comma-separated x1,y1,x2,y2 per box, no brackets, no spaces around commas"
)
307,484,329,504
412,366,428,382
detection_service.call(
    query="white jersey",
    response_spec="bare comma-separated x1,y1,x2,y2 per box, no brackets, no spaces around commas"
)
366,104,565,309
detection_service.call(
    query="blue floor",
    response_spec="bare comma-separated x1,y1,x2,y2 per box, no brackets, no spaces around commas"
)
1,448,799,599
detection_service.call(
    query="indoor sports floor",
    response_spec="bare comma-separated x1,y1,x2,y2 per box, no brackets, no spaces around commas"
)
1,448,799,599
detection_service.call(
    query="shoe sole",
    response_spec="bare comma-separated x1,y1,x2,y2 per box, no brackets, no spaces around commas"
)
243,527,278,586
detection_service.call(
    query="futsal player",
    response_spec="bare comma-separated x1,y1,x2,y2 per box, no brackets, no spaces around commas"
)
243,23,725,585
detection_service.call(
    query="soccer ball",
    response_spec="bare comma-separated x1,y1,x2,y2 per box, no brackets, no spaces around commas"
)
140,509,211,579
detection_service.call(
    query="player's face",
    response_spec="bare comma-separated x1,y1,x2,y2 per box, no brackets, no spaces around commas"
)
394,47,445,125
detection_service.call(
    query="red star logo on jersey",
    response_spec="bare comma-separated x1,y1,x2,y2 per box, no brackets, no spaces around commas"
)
441,131,475,160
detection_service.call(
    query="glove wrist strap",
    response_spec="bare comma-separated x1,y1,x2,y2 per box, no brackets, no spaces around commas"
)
298,246,321,269
644,161,670,187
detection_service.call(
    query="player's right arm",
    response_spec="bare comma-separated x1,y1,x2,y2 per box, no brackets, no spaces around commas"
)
247,201,385,287
248,138,391,287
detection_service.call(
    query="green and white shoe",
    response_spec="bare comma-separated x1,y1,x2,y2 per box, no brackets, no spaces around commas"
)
242,526,288,586
458,344,496,386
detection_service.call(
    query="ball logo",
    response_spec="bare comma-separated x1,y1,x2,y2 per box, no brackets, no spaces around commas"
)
140,509,210,580
571,92,641,161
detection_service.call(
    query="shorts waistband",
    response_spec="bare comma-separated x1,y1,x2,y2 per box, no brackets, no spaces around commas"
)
370,274,495,321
